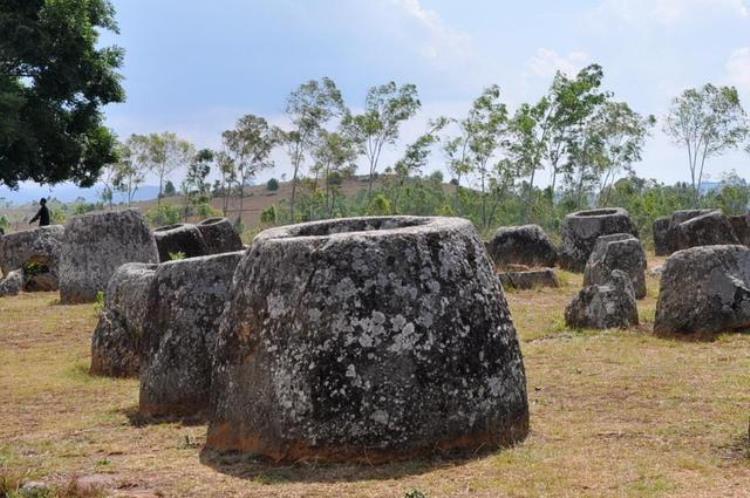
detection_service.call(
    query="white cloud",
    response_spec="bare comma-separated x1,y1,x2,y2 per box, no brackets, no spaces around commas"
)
386,0,474,63
727,47,750,91
526,49,591,78
590,0,748,27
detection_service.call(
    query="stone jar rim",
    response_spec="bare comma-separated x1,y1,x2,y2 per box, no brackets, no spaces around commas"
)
254,216,471,243
568,208,626,219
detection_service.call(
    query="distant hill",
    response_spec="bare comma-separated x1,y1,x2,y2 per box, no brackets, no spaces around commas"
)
0,183,161,206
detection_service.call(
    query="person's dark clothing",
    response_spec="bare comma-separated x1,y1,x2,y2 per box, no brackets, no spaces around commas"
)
30,205,50,226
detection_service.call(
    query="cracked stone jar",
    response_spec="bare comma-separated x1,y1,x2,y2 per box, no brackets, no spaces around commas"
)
206,216,529,463
559,208,638,272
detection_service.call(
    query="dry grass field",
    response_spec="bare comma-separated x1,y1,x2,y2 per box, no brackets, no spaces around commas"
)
1,260,749,497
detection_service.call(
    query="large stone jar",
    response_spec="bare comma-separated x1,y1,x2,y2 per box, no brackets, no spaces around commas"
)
559,208,638,272
207,216,529,463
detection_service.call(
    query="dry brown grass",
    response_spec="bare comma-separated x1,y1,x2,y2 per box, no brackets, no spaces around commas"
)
1,262,749,497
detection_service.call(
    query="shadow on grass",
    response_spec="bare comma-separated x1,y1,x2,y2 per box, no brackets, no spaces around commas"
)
652,327,750,343
119,405,207,428
198,445,500,485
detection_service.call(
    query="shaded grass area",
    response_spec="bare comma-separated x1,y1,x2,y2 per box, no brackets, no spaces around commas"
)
1,265,749,497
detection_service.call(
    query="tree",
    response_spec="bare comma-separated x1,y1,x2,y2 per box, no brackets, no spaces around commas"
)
137,132,194,205
343,82,421,196
391,118,448,208
112,140,145,206
443,86,508,228
98,161,119,209
546,65,609,199
164,180,176,196
664,84,749,206
222,114,279,223
562,100,654,209
592,102,654,206
215,151,236,216
506,98,552,219
312,130,358,217
283,78,345,221
0,0,125,188
181,149,213,220
266,178,279,191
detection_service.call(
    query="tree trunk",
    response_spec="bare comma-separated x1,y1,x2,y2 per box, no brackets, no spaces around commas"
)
157,169,164,207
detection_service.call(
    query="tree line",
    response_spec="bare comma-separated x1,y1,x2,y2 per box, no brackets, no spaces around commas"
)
99,68,749,235
3,1,749,240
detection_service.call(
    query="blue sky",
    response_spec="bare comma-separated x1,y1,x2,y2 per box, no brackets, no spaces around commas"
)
23,0,750,199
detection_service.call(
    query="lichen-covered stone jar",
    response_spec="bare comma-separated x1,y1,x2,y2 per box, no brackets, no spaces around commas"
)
206,216,529,463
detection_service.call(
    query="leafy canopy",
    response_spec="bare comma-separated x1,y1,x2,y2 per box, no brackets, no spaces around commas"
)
0,0,125,188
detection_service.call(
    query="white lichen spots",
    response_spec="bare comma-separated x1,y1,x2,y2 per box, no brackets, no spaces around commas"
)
427,279,441,294
371,409,389,425
267,292,287,319
388,320,418,353
487,376,505,397
358,334,373,348
345,364,357,378
333,277,358,300
417,312,434,329
307,308,322,323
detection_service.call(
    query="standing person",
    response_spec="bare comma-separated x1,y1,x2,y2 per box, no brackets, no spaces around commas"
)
29,198,50,227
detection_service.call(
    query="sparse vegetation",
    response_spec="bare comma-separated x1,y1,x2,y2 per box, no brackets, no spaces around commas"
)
1,266,748,497
168,251,186,261
146,203,181,227
93,292,105,317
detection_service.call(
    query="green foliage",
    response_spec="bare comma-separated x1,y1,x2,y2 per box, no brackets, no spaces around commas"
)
0,0,125,188
164,180,177,196
283,77,346,220
94,291,106,316
0,215,8,231
182,148,214,218
260,205,278,224
404,489,428,498
266,178,279,191
146,203,181,227
169,251,186,261
366,193,392,215
343,81,422,195
222,114,280,218
49,207,66,225
703,170,750,215
195,202,221,218
664,83,749,206
22,260,47,276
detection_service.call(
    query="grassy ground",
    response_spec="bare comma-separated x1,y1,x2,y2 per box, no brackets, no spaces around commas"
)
1,261,749,497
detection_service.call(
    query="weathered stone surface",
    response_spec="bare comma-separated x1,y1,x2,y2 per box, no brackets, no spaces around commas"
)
672,211,739,252
139,251,243,418
197,217,244,255
153,223,210,262
0,269,23,297
654,245,750,334
559,208,638,272
728,214,750,246
486,224,557,269
583,233,647,299
90,263,157,378
670,209,715,226
59,210,159,304
0,225,65,291
565,270,639,329
498,268,560,290
207,216,529,463
653,217,671,256
662,209,715,255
